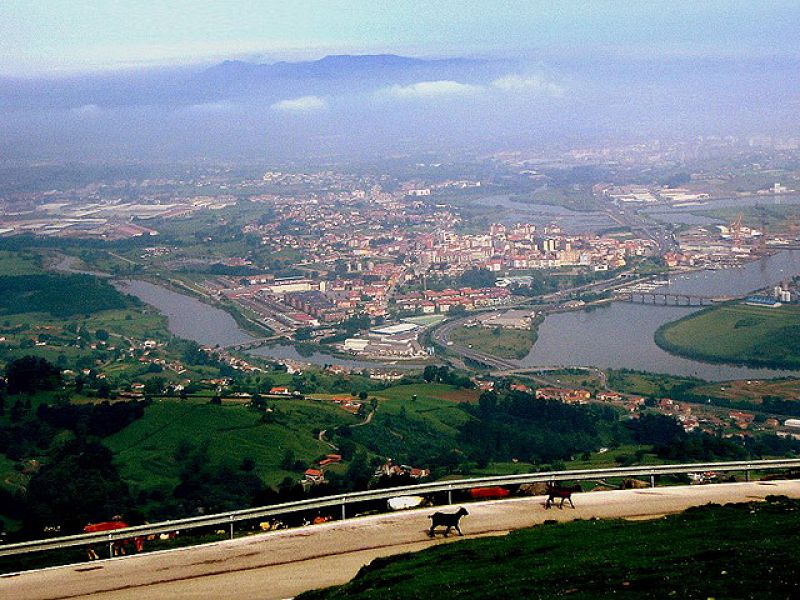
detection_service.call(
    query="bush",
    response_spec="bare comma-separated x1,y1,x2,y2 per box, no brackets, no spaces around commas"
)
5,356,62,395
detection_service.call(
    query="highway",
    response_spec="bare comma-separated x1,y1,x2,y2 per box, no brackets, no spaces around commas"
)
4,480,800,600
603,204,677,255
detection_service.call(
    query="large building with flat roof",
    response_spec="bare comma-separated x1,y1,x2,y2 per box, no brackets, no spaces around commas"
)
370,323,419,336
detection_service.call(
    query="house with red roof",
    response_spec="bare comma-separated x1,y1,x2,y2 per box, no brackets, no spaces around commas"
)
304,468,325,484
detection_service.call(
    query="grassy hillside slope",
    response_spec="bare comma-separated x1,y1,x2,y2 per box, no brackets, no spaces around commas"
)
301,496,800,600
106,399,357,489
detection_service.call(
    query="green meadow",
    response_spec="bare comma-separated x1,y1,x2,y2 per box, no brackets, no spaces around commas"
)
655,303,800,370
449,324,539,360
106,398,358,490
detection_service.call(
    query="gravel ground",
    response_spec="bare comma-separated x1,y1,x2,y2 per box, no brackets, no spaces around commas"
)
4,479,799,600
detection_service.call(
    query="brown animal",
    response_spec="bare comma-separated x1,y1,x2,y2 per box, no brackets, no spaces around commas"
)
544,482,581,509
427,507,469,537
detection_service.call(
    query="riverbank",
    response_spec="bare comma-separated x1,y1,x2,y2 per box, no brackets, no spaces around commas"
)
115,249,800,380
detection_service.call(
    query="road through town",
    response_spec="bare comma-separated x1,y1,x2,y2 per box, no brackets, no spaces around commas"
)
4,480,800,600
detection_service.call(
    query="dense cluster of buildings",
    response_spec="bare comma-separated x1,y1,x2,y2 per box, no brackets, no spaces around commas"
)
415,223,655,274
394,287,511,314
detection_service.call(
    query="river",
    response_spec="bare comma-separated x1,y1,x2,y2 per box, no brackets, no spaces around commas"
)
520,250,800,380
115,280,253,348
118,249,800,381
116,279,405,370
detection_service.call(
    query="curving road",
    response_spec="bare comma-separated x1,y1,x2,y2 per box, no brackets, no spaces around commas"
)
4,480,800,600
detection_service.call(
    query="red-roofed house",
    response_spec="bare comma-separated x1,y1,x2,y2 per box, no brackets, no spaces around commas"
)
304,469,325,484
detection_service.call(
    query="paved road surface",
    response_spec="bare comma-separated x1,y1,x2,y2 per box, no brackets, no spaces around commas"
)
4,480,799,600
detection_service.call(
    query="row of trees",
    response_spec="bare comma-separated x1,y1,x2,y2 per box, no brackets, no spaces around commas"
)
460,390,621,466
422,365,473,388
4,355,63,395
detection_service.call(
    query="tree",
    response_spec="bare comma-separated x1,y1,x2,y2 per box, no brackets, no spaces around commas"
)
345,451,373,490
25,439,133,534
5,356,62,395
10,399,27,422
423,365,438,383
280,448,298,471
479,391,498,417
337,438,356,460
294,327,313,341
459,268,496,289
358,390,368,401
449,304,467,316
172,443,264,515
251,393,266,410
143,377,165,397
96,382,112,399
627,413,684,447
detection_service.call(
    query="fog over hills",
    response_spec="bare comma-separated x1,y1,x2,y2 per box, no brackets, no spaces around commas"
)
1,52,799,163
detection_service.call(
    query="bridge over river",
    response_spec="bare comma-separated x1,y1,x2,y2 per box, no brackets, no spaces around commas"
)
613,291,740,306
222,335,284,351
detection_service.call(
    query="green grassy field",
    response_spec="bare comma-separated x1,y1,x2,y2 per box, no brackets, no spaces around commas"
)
300,496,800,600
655,303,800,370
348,383,478,466
691,378,800,404
468,444,659,477
449,324,539,360
535,369,605,392
606,369,705,398
0,251,44,276
376,384,478,429
401,314,446,327
0,306,171,379
106,398,358,490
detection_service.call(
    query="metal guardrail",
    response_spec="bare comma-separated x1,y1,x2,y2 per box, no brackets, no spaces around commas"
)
2,458,799,558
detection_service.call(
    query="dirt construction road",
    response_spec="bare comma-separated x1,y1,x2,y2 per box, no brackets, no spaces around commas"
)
4,480,800,600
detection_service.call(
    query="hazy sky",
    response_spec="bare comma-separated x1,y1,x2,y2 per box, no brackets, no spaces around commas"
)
3,1,800,162
2,1,800,76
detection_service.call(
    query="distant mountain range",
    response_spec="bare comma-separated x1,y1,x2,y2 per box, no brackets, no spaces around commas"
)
200,54,463,81
190,53,493,99
0,54,496,111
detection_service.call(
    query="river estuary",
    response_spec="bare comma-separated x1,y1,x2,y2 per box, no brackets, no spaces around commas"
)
521,250,800,380
115,280,400,371
118,250,800,382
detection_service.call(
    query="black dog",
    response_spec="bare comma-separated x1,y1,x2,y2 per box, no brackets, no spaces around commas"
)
427,507,469,537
